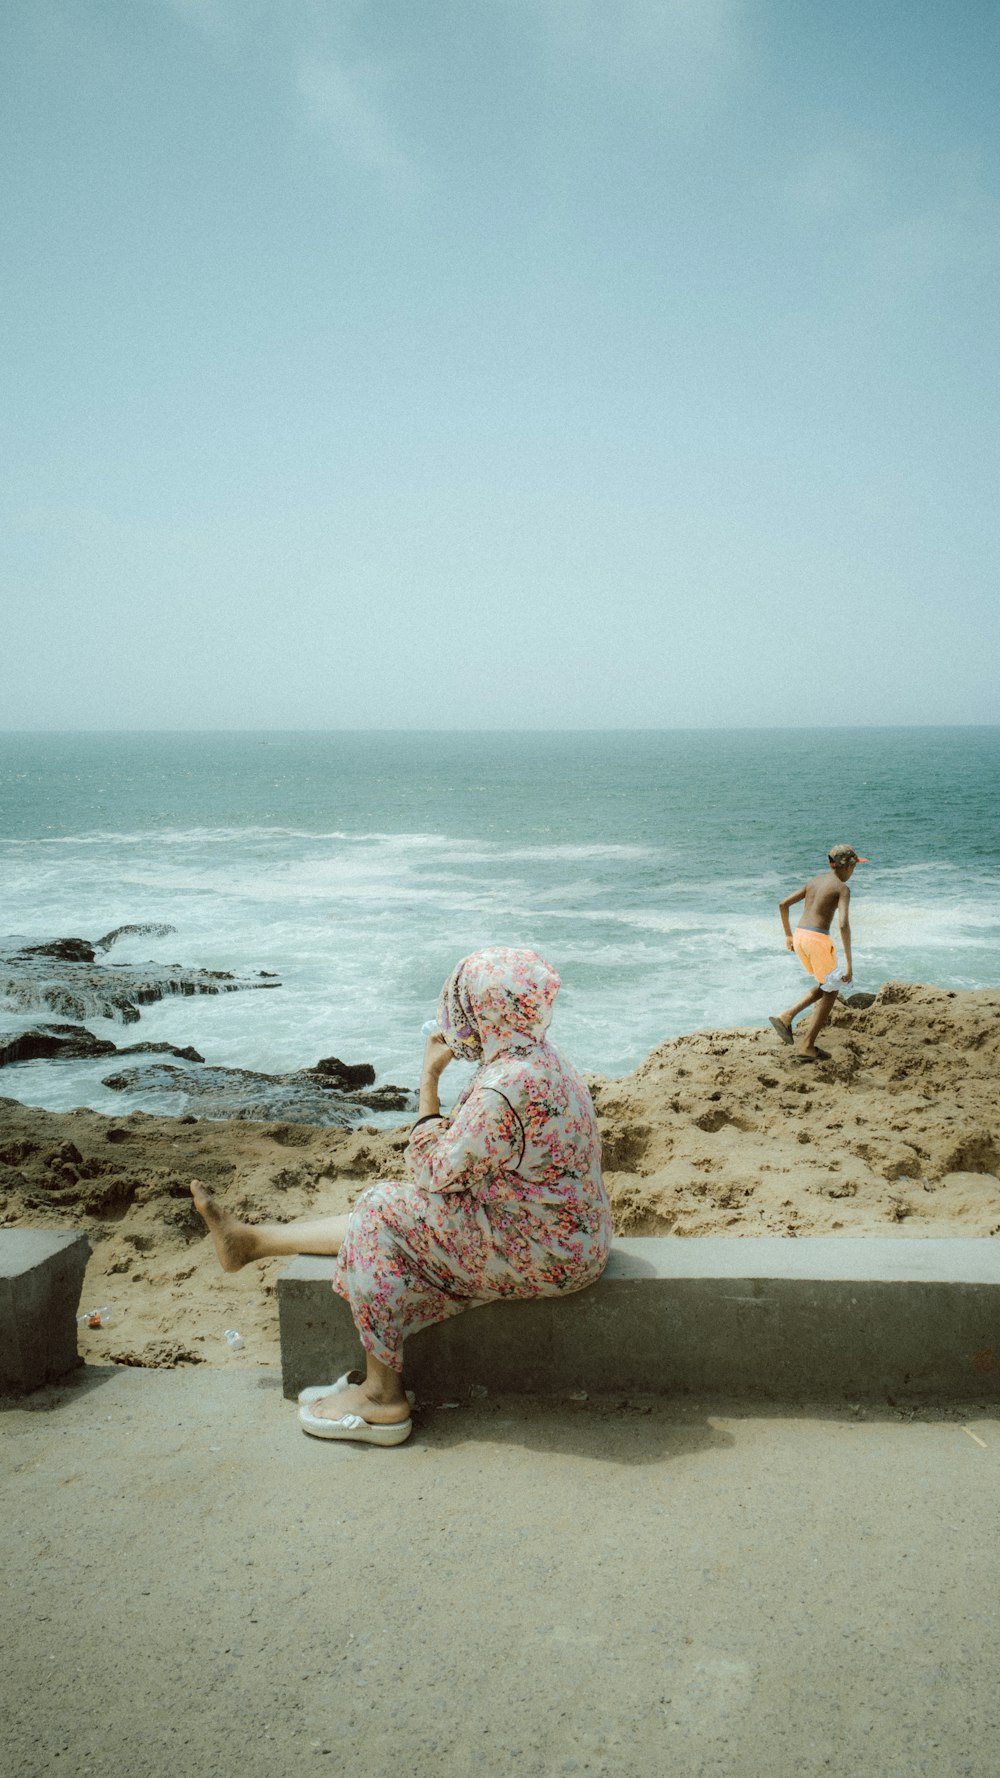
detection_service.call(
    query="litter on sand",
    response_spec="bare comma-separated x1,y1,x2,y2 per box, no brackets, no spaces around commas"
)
78,1306,112,1328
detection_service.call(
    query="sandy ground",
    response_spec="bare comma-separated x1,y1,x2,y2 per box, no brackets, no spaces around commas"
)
1,981,998,1370
3,1366,999,1778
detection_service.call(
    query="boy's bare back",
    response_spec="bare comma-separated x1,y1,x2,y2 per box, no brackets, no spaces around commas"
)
798,869,850,933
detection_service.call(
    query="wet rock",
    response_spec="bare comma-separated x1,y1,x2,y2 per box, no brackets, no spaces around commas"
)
94,923,177,953
352,1085,414,1112
0,1024,119,1067
306,1056,377,1090
99,1059,414,1127
19,938,96,963
115,1042,205,1063
100,1052,409,1123
0,1026,207,1069
0,932,281,1024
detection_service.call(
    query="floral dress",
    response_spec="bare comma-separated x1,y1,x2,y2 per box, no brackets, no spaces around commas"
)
332,948,612,1372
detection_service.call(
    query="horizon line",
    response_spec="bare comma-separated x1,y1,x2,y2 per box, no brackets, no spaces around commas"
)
1,723,998,738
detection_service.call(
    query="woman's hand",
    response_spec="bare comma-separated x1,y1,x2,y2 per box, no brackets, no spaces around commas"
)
423,1032,454,1079
417,1031,453,1120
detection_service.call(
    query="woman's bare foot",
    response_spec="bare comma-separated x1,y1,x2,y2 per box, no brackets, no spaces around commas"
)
310,1380,411,1426
190,1180,261,1272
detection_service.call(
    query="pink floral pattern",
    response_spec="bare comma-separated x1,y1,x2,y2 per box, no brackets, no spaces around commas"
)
332,949,612,1371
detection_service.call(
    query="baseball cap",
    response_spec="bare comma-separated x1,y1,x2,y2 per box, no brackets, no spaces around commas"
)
828,844,869,864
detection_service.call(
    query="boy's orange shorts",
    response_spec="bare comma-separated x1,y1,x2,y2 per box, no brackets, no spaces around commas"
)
793,927,837,985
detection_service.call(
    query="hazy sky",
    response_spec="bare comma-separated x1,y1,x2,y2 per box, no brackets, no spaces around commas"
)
3,0,998,729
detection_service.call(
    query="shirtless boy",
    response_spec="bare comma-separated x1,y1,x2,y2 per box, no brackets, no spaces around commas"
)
770,844,867,1061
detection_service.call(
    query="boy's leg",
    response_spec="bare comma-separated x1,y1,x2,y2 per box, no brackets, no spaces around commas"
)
798,990,838,1059
772,984,823,1036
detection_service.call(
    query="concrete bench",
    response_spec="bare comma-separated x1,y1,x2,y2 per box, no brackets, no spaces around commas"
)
0,1229,91,1393
278,1236,1000,1403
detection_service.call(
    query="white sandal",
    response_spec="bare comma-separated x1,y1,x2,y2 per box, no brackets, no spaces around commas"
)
297,1370,358,1407
298,1402,413,1445
298,1371,416,1409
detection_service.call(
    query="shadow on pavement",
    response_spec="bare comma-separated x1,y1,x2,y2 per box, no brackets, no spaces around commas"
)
409,1394,737,1466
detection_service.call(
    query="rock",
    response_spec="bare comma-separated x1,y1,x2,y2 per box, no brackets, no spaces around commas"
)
0,1027,207,1070
0,933,281,1024
94,923,177,953
115,1042,205,1063
100,1062,359,1127
844,992,876,1009
98,1058,415,1127
0,1024,119,1067
352,1085,415,1112
19,938,96,963
305,1056,377,1090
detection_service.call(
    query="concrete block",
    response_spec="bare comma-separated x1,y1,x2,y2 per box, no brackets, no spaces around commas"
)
0,1229,91,1393
278,1237,1000,1403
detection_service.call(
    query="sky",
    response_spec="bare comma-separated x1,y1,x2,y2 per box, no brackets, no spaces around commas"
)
2,0,998,730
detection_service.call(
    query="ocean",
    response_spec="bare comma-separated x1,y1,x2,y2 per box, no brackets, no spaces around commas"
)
1,729,997,1118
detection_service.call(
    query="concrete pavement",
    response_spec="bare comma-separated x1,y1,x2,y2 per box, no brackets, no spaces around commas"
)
3,1366,999,1778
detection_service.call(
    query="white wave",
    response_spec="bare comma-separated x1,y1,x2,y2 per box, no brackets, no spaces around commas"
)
0,827,663,861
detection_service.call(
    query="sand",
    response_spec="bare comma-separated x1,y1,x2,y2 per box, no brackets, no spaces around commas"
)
1,981,997,1370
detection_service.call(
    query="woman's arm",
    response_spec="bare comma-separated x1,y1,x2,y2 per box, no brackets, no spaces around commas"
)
408,1085,522,1194
417,1031,453,1120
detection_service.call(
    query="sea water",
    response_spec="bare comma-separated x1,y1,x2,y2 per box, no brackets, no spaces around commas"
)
1,729,997,1117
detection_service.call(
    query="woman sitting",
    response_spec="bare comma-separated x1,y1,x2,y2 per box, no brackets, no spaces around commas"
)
191,946,612,1445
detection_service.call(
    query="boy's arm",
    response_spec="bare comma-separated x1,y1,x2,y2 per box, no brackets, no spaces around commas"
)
778,886,806,950
838,884,853,980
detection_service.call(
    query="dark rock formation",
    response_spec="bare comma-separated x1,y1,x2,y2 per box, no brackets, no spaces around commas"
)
100,1059,415,1125
0,933,281,1024
94,923,178,953
114,1042,206,1063
304,1055,377,1090
0,1026,207,1070
0,929,408,1129
351,1085,413,1112
0,1024,119,1067
19,938,96,964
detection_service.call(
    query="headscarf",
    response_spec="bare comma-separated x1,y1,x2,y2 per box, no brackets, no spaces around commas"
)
437,947,561,1064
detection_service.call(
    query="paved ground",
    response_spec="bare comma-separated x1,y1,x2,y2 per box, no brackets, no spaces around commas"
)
3,1367,999,1778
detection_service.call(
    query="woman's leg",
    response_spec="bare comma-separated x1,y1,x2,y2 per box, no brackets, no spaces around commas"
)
190,1179,351,1272
192,1181,411,1425
310,1351,410,1425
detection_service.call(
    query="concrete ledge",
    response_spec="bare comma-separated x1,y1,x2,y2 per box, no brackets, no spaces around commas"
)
0,1229,91,1393
277,1236,1000,1403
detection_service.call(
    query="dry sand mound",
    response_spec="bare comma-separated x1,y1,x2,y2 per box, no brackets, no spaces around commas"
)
1,982,997,1370
594,982,1000,1241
